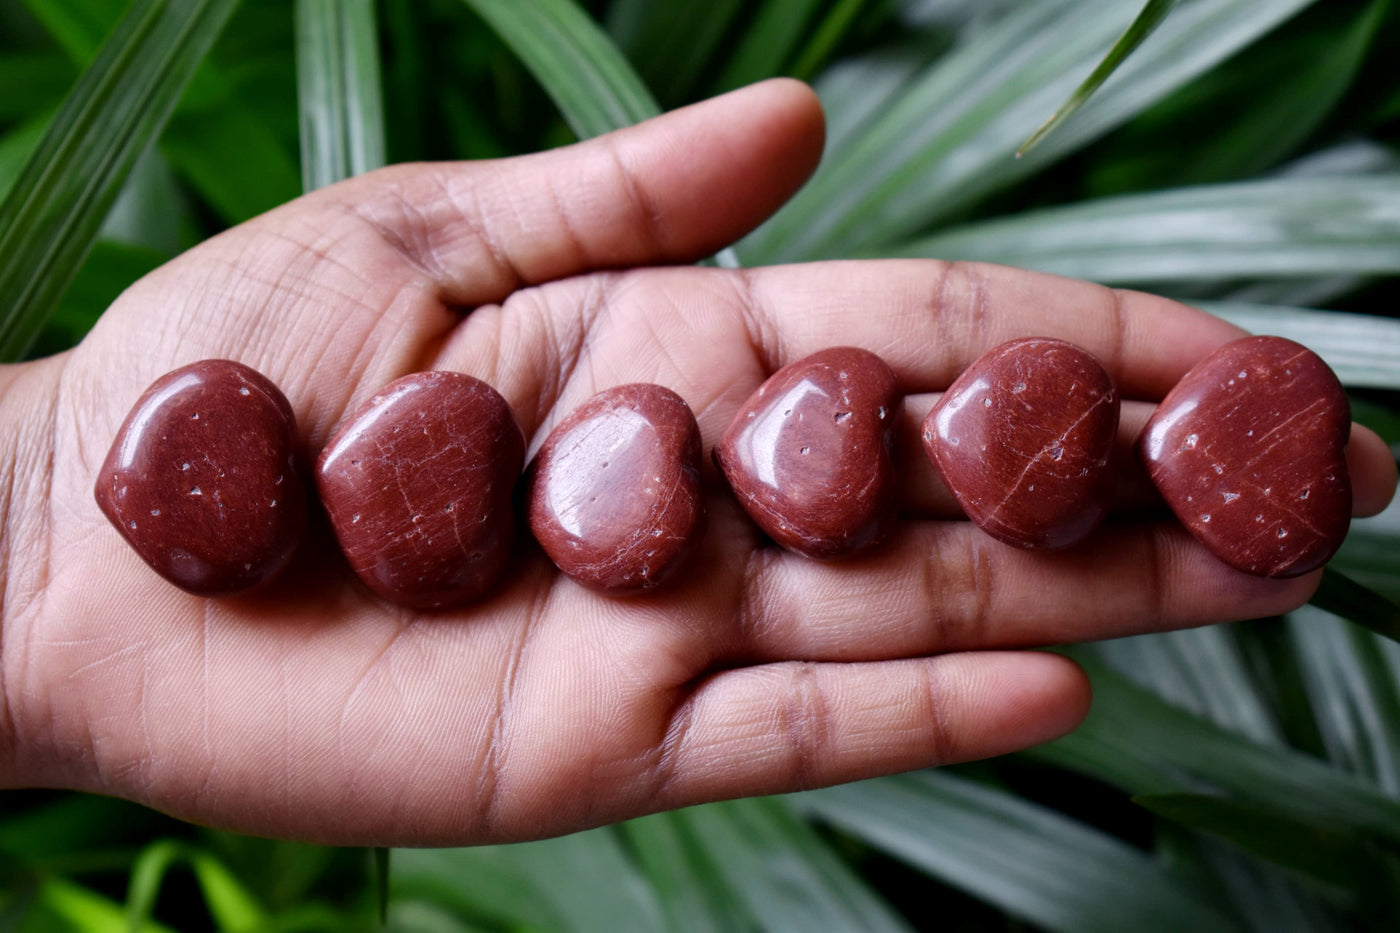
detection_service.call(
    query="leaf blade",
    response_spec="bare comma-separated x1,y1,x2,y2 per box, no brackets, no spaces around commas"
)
295,0,386,191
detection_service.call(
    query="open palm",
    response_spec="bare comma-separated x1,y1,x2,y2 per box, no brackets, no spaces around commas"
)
1,81,1392,846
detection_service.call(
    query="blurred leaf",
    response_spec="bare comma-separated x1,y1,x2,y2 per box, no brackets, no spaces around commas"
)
0,51,74,118
1309,568,1400,645
391,826,664,931
372,847,389,925
99,146,199,254
1085,626,1281,744
1030,659,1400,843
187,850,267,932
621,812,754,933
0,112,53,201
295,0,386,191
1137,793,1400,908
0,793,165,861
1288,605,1400,794
1200,303,1400,390
606,0,744,106
1083,1,1389,193
888,176,1400,285
1020,0,1180,156
676,798,912,932
460,0,660,140
742,0,1321,263
788,0,875,82
126,842,267,933
30,877,173,933
792,770,1238,933
25,0,302,225
714,0,826,91
0,0,239,360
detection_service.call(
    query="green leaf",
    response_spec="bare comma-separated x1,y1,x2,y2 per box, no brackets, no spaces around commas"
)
1084,626,1281,744
741,0,1321,263
295,0,386,191
605,0,744,106
792,771,1238,933
1199,303,1400,390
0,113,54,203
886,176,1400,285
1308,568,1400,645
788,0,875,82
1136,793,1400,908
713,0,826,91
24,0,302,226
1288,606,1400,795
391,826,664,931
0,0,239,361
1020,0,1181,157
1029,659,1400,843
620,812,754,933
460,0,660,141
125,842,267,933
0,51,75,119
372,847,389,925
34,876,173,933
675,798,912,932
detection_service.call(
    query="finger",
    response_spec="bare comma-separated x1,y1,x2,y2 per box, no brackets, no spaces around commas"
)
655,652,1089,808
732,261,1245,400
723,522,1318,663
1351,423,1398,517
433,261,1238,450
897,399,1396,519
333,79,824,308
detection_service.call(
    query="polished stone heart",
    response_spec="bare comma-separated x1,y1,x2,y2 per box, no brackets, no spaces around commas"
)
316,371,525,608
923,338,1118,550
1139,335,1351,578
94,359,305,595
716,347,900,559
527,384,704,593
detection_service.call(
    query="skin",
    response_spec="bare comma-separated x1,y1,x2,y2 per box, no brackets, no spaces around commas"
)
0,80,1393,846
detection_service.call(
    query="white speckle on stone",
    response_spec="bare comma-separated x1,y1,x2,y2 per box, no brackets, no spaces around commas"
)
1012,382,1026,394
1213,464,1224,475
150,509,161,516
1238,371,1247,379
1222,492,1239,503
1277,527,1288,538
128,520,137,529
238,387,250,396
352,513,361,523
1299,489,1310,500
1201,514,1212,523
1183,433,1198,450
181,462,190,471
189,486,202,496
983,397,992,407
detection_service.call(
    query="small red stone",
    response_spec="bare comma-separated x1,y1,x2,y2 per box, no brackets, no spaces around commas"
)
923,338,1118,550
94,360,305,595
526,384,704,593
1139,335,1350,578
316,371,525,609
716,347,901,559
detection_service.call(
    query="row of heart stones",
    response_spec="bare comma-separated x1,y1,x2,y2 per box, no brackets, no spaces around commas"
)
94,335,1350,607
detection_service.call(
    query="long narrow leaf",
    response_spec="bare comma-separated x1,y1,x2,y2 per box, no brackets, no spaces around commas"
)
742,0,1320,263
1029,659,1400,843
714,0,826,91
1020,0,1181,156
888,176,1400,286
1288,606,1400,794
676,798,912,932
1200,303,1400,390
460,0,659,140
793,771,1239,933
1309,568,1400,645
0,0,238,360
295,0,386,191
620,812,754,933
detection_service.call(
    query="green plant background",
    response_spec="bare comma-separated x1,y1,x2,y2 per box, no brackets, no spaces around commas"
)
2,0,1399,929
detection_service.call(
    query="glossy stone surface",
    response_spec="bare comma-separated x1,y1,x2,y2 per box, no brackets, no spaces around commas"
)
1140,336,1351,578
716,347,900,559
94,359,304,596
316,371,525,609
527,384,704,593
923,338,1119,550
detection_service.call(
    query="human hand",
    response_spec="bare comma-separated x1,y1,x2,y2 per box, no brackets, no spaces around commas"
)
0,80,1393,846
